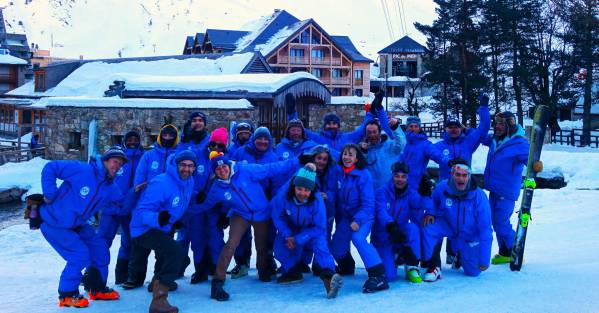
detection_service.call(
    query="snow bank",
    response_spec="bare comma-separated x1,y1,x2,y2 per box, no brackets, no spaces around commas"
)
45,97,253,109
0,157,48,199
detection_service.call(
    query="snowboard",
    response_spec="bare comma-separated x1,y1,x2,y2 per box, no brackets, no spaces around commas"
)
510,105,551,271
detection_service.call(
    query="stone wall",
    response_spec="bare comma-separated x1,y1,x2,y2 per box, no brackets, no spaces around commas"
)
308,103,367,132
46,106,257,160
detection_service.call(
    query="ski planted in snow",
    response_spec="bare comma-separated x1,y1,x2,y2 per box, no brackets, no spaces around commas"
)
510,105,551,271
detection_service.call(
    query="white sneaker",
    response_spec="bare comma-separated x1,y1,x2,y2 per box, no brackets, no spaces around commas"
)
423,267,442,282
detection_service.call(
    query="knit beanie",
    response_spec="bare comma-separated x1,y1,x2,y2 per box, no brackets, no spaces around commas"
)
391,161,409,174
209,127,229,147
292,164,317,191
406,116,421,128
253,127,271,141
236,122,253,135
189,111,207,124
210,151,231,172
323,113,341,126
445,116,464,128
175,149,197,166
101,145,128,163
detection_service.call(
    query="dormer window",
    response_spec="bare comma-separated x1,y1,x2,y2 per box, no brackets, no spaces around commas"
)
34,71,45,92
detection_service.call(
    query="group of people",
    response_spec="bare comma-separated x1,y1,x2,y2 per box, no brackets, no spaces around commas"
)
30,91,542,313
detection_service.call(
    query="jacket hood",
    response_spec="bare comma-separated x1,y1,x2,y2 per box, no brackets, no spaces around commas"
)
157,124,180,148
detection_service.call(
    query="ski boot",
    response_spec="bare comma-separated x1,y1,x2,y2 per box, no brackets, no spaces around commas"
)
362,264,389,293
88,287,120,300
58,294,89,308
405,265,422,283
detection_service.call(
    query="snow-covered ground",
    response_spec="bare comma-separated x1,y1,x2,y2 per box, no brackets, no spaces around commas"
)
0,145,598,312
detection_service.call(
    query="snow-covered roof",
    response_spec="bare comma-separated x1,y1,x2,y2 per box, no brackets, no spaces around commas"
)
45,53,255,97
330,95,374,105
43,97,252,109
5,81,53,97
0,54,27,65
121,71,319,94
252,20,310,56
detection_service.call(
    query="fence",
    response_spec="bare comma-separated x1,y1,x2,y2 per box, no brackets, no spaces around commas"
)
551,129,599,148
420,122,444,138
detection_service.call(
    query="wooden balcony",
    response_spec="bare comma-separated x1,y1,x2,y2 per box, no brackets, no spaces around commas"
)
331,77,350,85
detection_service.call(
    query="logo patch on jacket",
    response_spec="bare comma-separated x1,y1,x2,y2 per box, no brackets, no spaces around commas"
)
79,186,90,198
443,149,450,156
116,167,124,176
198,165,205,174
151,161,159,170
172,196,180,206
445,199,453,207
282,152,289,159
224,192,232,200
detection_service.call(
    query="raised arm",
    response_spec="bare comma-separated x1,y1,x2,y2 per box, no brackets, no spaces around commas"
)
41,160,86,201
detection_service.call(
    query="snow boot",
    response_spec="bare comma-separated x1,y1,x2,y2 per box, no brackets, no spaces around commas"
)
148,277,178,292
491,254,512,265
122,279,144,290
149,280,179,313
190,262,208,284
423,267,442,282
176,255,191,279
277,265,303,285
299,262,311,274
210,279,230,301
115,258,129,285
88,287,120,300
362,264,389,293
311,261,323,277
404,265,422,283
229,264,249,279
58,294,89,308
320,270,343,299
335,252,356,276
258,267,276,282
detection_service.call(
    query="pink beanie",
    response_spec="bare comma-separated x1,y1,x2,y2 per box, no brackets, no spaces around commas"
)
209,127,229,147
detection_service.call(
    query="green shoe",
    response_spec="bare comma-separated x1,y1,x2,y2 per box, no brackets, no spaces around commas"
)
405,266,423,283
230,264,249,279
491,254,512,265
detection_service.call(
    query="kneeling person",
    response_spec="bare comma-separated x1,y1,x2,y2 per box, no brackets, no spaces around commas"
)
421,159,492,281
272,164,342,299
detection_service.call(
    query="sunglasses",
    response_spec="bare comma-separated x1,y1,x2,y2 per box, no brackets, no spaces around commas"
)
209,142,226,149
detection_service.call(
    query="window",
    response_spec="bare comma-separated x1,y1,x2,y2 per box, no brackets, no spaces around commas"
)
311,33,321,44
34,72,45,92
290,49,305,57
332,69,342,78
354,70,363,79
311,49,324,58
300,30,310,44
394,86,405,98
354,89,363,97
311,68,322,77
332,88,342,96
68,131,82,150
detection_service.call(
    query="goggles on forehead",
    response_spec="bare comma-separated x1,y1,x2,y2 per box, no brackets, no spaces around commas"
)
452,163,471,174
494,113,515,126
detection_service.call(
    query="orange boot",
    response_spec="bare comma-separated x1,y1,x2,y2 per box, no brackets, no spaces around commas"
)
88,287,120,300
59,295,90,308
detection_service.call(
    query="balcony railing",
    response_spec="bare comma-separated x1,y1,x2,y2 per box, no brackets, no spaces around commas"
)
311,57,329,65
354,78,364,86
0,74,16,81
331,58,342,66
331,77,350,85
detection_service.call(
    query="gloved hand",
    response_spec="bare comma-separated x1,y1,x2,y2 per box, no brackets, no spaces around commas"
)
533,160,543,173
364,102,371,114
478,93,489,107
385,222,406,244
372,91,385,112
25,193,44,230
217,213,230,229
196,191,207,204
418,175,434,197
158,211,171,227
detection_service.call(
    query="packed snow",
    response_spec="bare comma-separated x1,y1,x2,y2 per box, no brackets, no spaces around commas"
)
253,21,310,56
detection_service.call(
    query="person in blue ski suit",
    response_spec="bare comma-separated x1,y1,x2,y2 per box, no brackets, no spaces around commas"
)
330,143,389,293
434,94,490,264
39,146,128,307
274,118,318,193
180,127,229,284
303,109,374,153
421,159,493,281
271,164,343,298
97,130,144,284
481,111,534,264
371,162,431,282
228,121,253,156
360,92,406,189
230,126,279,277
199,152,300,301
128,150,196,313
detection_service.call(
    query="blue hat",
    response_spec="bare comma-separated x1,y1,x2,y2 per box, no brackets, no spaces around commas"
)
189,111,207,124
406,116,421,127
391,162,409,174
323,113,341,126
209,151,231,172
101,146,128,163
175,150,197,166
293,164,317,191
445,116,463,128
253,127,271,140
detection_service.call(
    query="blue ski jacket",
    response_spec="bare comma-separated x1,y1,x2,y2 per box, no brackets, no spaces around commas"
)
133,143,178,187
130,157,194,238
271,188,327,246
335,167,375,225
435,106,490,180
399,131,447,188
102,146,145,216
375,180,432,228
305,114,374,152
197,158,300,222
482,125,530,201
40,158,122,229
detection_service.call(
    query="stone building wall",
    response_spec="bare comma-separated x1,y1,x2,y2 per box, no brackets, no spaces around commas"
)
308,103,367,132
45,106,257,160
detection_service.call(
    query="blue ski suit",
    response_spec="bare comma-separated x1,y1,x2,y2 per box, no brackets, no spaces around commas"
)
372,180,431,280
98,145,144,260
422,180,493,277
481,125,529,250
271,189,336,273
305,113,373,152
330,166,382,269
435,105,491,181
399,131,447,190
40,158,123,295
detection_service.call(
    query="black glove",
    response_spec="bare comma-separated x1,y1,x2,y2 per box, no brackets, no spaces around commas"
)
172,219,184,230
385,222,406,244
418,175,434,197
158,211,171,227
298,152,314,165
25,193,45,230
196,191,207,204
478,93,489,107
372,91,385,112
217,213,230,230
